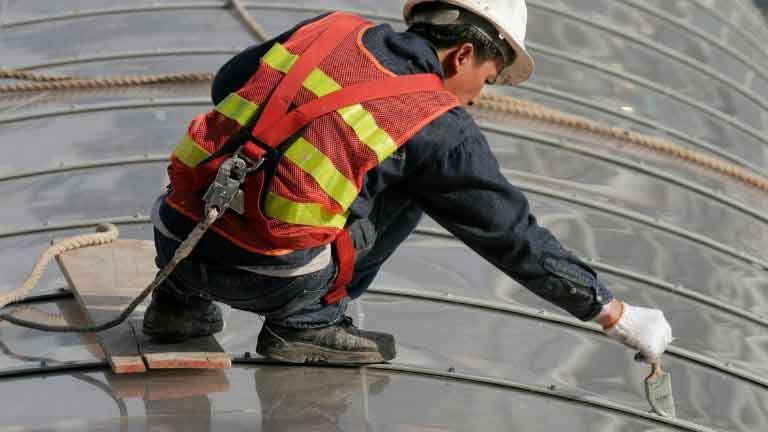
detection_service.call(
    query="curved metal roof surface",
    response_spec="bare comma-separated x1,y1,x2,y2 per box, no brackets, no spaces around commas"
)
2,1,768,431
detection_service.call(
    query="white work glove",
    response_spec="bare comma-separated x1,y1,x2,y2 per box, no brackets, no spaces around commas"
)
602,302,673,364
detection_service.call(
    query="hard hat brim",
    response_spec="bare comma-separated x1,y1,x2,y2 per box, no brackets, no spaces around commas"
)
404,0,535,85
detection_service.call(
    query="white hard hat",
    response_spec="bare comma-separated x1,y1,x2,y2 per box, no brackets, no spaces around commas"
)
403,0,535,85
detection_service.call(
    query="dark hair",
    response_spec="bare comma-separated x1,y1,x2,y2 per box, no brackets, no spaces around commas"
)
407,22,502,63
406,2,515,65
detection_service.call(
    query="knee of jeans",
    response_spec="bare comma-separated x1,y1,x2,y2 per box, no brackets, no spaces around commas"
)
262,263,337,321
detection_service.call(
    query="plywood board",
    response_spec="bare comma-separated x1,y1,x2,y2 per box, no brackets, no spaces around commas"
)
56,239,230,373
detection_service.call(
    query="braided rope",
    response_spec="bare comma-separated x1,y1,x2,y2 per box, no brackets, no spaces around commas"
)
230,0,268,41
473,93,768,193
0,68,77,82
0,72,214,93
0,224,119,309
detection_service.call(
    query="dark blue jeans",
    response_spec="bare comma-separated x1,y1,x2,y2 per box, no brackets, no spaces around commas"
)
153,187,421,329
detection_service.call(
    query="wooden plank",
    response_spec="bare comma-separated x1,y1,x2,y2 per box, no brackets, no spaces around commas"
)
56,239,230,373
57,239,153,374
132,319,231,370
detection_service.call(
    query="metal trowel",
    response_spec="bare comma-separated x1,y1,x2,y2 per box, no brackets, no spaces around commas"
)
636,353,676,418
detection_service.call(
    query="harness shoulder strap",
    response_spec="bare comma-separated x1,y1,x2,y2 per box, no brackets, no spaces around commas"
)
253,13,366,137
256,73,447,148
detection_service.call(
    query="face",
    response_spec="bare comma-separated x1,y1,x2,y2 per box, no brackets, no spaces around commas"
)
441,43,503,105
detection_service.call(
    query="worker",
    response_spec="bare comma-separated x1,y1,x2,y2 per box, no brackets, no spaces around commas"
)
144,0,673,365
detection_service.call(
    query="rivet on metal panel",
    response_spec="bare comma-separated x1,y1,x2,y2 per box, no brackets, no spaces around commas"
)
548,384,557,391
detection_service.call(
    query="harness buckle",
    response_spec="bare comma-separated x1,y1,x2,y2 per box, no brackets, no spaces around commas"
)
203,155,249,215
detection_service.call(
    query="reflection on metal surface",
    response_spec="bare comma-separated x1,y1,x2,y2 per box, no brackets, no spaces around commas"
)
527,41,768,129
366,287,768,390
0,2,226,28
0,98,208,125
485,125,768,224
613,0,768,72
527,2,761,81
515,83,765,174
515,179,768,269
14,48,240,71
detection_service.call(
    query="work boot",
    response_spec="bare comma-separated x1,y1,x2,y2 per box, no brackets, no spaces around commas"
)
256,316,395,364
142,290,224,342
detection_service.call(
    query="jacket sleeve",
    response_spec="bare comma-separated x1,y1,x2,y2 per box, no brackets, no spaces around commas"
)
408,121,614,321
211,13,332,105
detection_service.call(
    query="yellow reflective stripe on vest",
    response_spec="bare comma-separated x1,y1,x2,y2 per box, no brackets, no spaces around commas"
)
262,43,398,162
265,193,349,229
336,104,397,161
284,137,358,209
262,43,299,74
215,93,259,127
173,135,211,168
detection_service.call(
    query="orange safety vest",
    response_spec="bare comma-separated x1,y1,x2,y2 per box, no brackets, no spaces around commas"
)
165,12,459,301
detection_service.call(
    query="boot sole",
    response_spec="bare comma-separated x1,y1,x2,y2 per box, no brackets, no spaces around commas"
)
257,340,391,365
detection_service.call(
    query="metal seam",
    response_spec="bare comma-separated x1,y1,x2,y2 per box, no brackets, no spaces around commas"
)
1,216,764,330
0,356,714,432
527,2,768,107
687,0,768,51
0,361,107,379
410,227,768,328
2,130,765,238
368,363,716,432
527,43,768,134
615,0,768,74
0,155,168,183
366,287,768,391
14,48,240,71
0,2,226,28
0,98,209,125
0,216,150,239
11,47,752,177
513,179,768,269
483,124,768,228
515,83,764,175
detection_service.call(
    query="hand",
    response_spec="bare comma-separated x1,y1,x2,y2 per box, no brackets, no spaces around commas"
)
597,301,673,364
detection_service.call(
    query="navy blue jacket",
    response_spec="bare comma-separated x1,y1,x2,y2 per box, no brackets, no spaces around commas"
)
161,15,614,321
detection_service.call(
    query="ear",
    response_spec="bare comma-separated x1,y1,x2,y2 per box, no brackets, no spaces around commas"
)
442,43,476,78
454,43,475,68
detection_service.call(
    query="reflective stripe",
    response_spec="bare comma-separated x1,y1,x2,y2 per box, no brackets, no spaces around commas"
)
337,104,398,161
284,137,359,209
265,193,348,229
262,43,298,74
173,135,211,168
215,93,259,127
303,68,342,97
262,43,398,161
